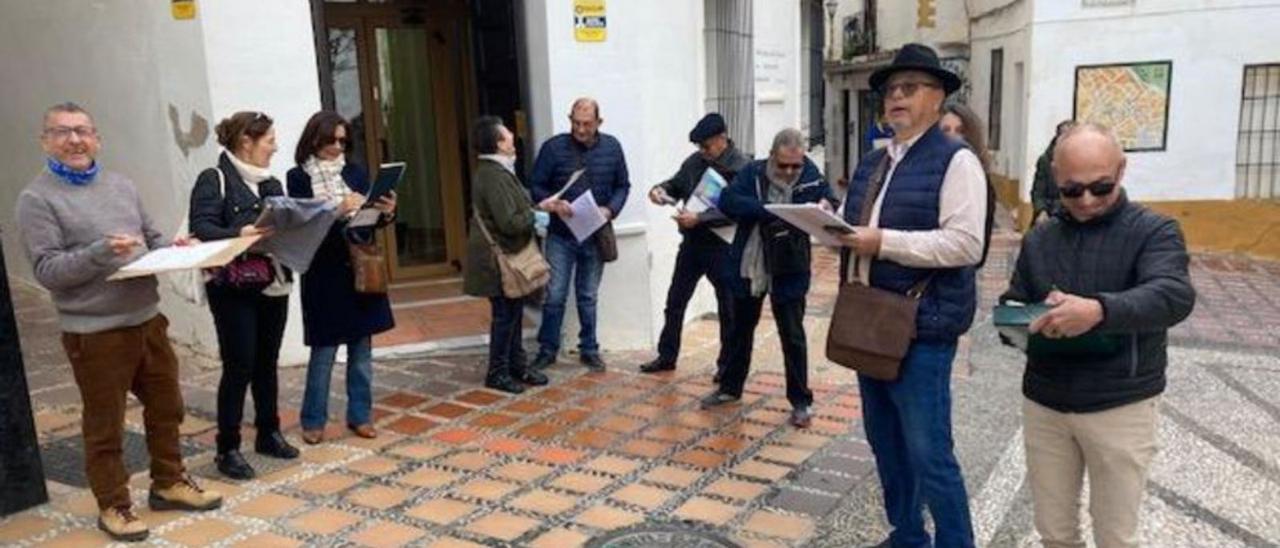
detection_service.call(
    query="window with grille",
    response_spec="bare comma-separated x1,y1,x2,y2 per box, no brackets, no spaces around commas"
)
705,0,755,153
1237,64,1280,198
989,48,1004,150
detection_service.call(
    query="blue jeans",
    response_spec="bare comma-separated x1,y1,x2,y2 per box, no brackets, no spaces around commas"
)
537,231,605,357
859,341,974,548
300,336,373,430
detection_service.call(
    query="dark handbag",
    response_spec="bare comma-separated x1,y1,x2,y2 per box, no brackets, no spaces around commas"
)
213,254,274,291
595,222,618,263
825,154,927,381
346,227,389,294
205,167,275,291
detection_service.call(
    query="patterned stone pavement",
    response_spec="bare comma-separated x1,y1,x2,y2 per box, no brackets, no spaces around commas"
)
4,232,1280,547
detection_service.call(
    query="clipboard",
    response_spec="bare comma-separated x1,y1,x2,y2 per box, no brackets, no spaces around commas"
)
107,235,262,281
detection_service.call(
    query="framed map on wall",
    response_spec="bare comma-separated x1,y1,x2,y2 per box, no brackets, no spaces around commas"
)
1073,61,1173,152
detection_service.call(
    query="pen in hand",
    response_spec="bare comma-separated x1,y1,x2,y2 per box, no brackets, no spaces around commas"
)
105,234,143,256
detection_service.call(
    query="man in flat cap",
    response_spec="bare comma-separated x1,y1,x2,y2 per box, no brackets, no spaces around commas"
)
640,113,749,379
835,43,988,547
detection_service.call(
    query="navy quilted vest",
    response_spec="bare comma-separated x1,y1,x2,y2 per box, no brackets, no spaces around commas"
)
841,125,977,342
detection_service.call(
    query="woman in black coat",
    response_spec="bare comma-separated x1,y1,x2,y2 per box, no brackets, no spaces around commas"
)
189,111,299,480
286,111,396,445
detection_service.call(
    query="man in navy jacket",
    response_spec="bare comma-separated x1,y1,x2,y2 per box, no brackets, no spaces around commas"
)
529,98,631,371
702,128,836,429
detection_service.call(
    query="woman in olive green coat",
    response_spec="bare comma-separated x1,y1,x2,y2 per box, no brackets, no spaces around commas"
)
463,116,550,394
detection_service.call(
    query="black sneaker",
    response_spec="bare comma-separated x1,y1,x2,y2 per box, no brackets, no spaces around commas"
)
255,431,300,459
486,374,526,394
215,450,256,480
515,369,550,386
699,391,741,409
639,357,676,373
530,353,557,371
580,354,607,372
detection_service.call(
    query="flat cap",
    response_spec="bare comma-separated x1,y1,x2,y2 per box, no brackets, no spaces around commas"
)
689,113,727,144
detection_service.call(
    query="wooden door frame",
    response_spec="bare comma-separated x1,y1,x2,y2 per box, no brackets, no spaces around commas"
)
318,1,472,281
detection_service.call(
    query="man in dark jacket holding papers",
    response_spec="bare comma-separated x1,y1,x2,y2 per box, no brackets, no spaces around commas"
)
639,113,749,377
1000,123,1195,548
701,128,835,429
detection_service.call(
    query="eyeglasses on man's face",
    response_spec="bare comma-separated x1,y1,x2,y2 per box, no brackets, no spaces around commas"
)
879,81,940,99
43,125,97,141
776,162,804,172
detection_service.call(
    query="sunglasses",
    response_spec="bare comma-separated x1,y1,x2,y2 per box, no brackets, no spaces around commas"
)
776,162,804,172
1058,179,1117,199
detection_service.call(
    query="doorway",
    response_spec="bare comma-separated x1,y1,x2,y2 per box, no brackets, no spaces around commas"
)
319,1,473,280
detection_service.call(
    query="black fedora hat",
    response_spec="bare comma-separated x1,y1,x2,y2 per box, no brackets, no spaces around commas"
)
869,43,961,95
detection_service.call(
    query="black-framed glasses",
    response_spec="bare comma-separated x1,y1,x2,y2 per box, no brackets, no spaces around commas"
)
776,162,804,172
1058,179,1117,199
879,81,940,98
43,125,97,141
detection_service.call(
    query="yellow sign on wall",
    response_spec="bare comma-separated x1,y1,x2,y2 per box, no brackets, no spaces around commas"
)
172,0,197,20
574,0,606,42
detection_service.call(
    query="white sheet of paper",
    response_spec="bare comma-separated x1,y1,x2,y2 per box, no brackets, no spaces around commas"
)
111,237,252,280
565,191,608,243
764,203,856,247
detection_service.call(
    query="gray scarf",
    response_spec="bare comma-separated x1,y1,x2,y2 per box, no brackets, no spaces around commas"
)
741,167,797,296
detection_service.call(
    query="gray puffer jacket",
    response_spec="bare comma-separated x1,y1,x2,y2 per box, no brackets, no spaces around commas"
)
1001,192,1196,413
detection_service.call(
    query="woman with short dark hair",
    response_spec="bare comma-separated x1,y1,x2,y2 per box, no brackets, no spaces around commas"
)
189,111,297,479
286,110,397,445
463,116,549,393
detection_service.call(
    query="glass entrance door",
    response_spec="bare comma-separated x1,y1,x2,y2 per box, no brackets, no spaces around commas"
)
323,5,471,279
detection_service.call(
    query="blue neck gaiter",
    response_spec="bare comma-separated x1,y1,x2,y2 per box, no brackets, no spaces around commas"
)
47,157,100,186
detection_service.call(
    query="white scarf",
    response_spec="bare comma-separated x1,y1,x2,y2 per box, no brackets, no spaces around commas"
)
302,154,351,206
478,153,517,174
225,150,272,196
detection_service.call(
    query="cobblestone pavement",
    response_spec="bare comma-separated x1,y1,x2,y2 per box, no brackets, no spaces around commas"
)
3,233,1279,547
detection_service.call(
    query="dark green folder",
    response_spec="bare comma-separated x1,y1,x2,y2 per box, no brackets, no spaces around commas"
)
993,303,1124,357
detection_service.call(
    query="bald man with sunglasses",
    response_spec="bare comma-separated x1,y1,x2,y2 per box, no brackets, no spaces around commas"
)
1000,123,1195,548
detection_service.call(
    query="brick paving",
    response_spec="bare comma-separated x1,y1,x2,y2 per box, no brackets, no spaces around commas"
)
5,231,1280,546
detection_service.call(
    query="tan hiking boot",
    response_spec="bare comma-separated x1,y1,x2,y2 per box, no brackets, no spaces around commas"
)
149,476,223,511
98,506,148,542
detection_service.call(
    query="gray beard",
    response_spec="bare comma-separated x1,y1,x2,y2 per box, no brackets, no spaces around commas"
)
766,159,801,188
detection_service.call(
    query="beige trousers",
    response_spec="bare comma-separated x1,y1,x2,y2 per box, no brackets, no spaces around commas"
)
1023,396,1159,548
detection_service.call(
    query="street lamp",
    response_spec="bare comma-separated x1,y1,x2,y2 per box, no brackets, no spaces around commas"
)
825,0,840,61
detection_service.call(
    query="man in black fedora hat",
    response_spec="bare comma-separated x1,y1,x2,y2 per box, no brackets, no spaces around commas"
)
640,113,749,379
832,43,986,547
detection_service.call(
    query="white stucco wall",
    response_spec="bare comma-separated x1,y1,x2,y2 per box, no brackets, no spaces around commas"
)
1023,1,1280,201
877,0,969,51
754,0,803,155
0,0,218,359
522,0,707,351
967,0,1033,183
521,0,817,352
0,0,322,366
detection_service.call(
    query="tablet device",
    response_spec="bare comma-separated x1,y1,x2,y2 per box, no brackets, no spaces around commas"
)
365,162,406,205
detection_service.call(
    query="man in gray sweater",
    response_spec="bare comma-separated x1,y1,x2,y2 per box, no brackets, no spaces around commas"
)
15,103,221,542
